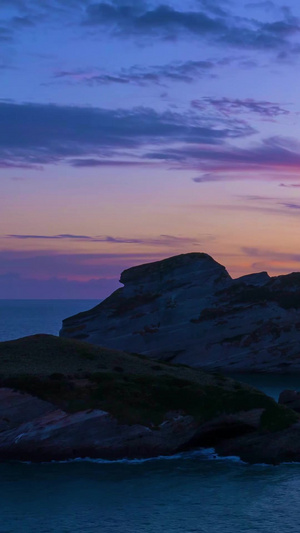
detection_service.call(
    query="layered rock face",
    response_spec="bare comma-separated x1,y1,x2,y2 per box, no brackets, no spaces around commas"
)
0,387,293,464
3,385,300,464
60,252,300,372
0,388,199,462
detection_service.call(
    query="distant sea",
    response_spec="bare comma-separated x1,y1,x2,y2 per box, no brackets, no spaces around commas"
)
0,299,99,342
1,299,300,533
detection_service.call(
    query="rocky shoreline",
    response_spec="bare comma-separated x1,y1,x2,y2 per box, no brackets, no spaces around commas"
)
0,335,300,465
3,253,300,464
1,384,300,465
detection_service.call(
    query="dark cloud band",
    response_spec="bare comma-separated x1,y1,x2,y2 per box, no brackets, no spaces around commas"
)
0,101,254,167
83,2,300,54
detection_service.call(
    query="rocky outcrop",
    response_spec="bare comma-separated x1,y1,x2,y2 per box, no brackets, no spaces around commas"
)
60,253,300,373
0,391,200,462
0,388,56,433
1,335,299,464
0,387,299,464
215,422,300,464
0,387,297,464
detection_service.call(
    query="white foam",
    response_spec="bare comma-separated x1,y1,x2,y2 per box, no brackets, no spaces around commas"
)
197,448,245,463
22,448,246,465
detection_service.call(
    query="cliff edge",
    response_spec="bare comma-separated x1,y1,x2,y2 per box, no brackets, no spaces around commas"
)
60,252,300,373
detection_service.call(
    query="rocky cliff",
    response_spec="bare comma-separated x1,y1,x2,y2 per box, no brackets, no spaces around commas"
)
0,334,298,464
60,253,300,372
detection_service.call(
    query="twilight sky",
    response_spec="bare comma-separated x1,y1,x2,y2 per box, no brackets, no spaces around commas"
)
2,0,300,298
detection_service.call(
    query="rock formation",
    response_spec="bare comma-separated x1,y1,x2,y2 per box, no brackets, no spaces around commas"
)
0,390,200,462
60,252,300,372
0,334,299,464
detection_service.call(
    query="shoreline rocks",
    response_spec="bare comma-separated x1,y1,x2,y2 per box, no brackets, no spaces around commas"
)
0,387,299,465
0,393,200,462
0,334,299,465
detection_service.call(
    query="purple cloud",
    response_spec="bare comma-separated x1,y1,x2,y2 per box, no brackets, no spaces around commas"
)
0,101,255,168
242,247,300,264
279,183,300,188
2,0,300,62
70,159,150,168
193,173,225,183
279,202,300,210
148,136,300,181
5,233,203,246
191,97,290,118
54,60,216,87
82,2,300,55
0,160,43,170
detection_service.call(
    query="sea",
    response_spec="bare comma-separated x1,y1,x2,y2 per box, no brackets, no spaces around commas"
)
1,300,300,533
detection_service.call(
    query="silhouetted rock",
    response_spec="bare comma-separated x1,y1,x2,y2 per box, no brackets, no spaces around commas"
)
60,253,300,373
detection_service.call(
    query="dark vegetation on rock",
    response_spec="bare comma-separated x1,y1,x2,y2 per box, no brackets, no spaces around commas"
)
0,335,300,463
1,335,294,429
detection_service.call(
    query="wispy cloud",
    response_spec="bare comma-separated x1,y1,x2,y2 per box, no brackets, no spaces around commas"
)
54,60,216,87
0,160,43,170
279,202,300,210
238,246,300,276
279,183,300,188
4,233,204,247
242,246,300,264
69,158,151,168
148,136,300,181
193,173,225,183
191,97,290,119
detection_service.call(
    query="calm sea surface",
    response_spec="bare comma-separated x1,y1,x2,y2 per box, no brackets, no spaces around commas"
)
1,300,300,533
0,299,99,342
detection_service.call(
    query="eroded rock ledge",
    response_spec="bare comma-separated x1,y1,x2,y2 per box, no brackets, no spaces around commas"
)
60,252,300,373
0,335,299,464
0,386,298,465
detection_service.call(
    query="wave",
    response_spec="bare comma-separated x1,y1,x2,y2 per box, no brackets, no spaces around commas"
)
21,448,245,466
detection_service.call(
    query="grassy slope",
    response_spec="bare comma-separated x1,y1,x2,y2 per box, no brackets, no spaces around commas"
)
0,334,297,431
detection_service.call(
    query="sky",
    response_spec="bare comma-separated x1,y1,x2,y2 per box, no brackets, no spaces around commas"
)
2,0,300,298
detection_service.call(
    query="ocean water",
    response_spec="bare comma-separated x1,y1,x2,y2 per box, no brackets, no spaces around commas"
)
0,300,99,342
1,300,300,533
